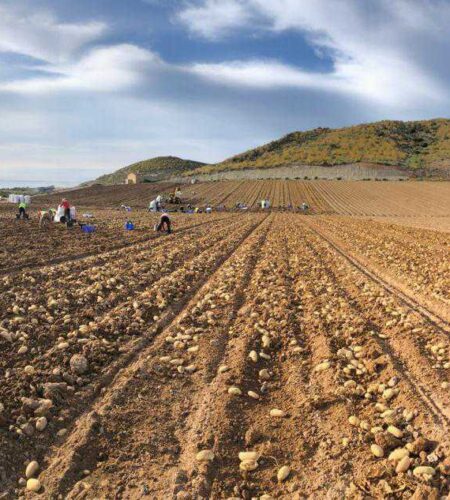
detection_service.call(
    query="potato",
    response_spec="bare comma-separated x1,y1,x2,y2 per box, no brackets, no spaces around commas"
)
348,415,360,426
413,466,435,477
196,450,214,462
25,461,39,479
239,460,258,471
396,456,411,473
248,350,258,362
370,444,384,458
26,479,41,492
388,448,409,462
386,425,403,438
277,465,291,481
239,451,259,461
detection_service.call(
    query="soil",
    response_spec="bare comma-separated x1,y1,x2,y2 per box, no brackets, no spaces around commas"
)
0,181,449,499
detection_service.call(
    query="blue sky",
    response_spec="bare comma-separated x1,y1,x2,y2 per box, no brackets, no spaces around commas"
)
0,0,449,184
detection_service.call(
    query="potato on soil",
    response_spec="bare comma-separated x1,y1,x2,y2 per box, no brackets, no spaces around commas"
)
277,465,291,482
26,478,41,492
196,450,214,462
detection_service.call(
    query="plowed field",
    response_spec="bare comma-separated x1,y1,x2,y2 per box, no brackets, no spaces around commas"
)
183,180,450,216
32,180,450,216
0,184,449,499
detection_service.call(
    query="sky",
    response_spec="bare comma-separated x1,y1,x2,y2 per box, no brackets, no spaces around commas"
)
0,0,449,185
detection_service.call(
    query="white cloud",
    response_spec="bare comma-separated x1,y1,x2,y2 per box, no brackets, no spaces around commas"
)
189,56,444,108
190,59,336,90
179,0,450,108
0,3,160,95
0,4,106,63
177,0,254,39
0,44,159,94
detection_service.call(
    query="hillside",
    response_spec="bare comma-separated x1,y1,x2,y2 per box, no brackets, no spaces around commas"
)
188,119,450,178
88,156,207,185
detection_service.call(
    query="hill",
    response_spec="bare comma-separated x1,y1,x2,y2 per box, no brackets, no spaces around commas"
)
188,119,450,178
88,156,207,185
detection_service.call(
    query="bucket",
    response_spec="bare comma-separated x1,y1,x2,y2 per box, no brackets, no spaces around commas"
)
125,221,134,230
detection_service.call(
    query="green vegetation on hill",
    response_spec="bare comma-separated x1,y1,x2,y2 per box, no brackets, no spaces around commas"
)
189,119,450,177
87,156,207,185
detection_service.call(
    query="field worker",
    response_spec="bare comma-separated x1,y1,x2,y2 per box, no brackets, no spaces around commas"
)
60,198,71,222
149,199,158,212
17,200,28,219
156,211,172,234
39,208,56,229
156,195,162,211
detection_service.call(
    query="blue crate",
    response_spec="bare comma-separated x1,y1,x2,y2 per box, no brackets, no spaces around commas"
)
82,224,96,233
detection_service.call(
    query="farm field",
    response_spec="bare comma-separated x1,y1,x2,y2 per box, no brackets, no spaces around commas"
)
182,180,450,216
0,182,448,498
33,183,177,208
0,206,233,272
30,180,450,217
361,216,450,233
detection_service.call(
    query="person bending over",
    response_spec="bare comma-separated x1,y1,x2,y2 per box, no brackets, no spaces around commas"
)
17,201,28,219
156,212,172,234
39,208,56,229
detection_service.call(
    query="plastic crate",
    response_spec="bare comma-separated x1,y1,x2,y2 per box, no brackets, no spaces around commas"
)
82,224,96,233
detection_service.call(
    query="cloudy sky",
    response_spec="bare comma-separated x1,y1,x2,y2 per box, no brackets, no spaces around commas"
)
1,0,449,184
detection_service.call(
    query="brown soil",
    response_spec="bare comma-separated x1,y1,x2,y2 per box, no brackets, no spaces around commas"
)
25,179,450,215
0,182,449,499
33,183,176,208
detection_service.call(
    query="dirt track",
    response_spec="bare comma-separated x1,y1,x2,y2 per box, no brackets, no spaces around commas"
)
1,206,449,499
